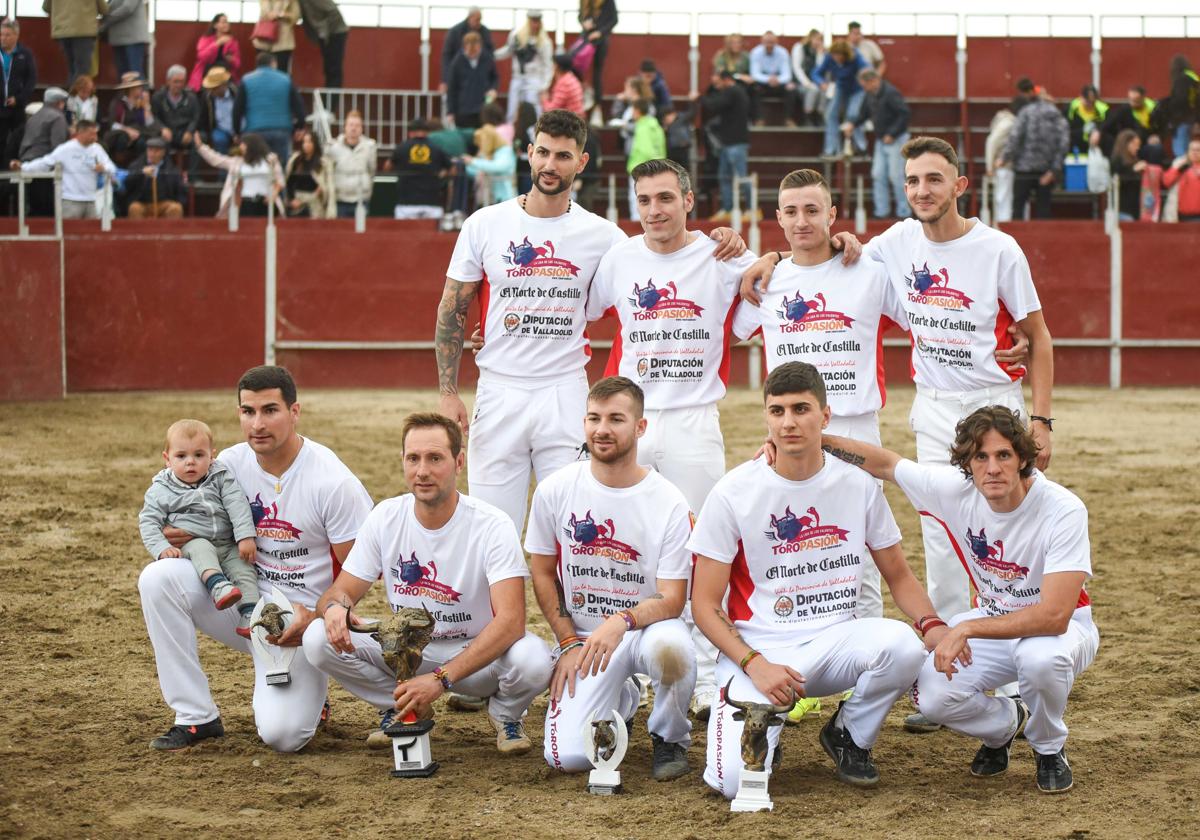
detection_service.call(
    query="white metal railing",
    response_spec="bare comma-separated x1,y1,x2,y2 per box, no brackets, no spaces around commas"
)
0,168,64,239
306,88,440,150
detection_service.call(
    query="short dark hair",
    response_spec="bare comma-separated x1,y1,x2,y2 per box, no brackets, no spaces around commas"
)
534,109,588,150
237,365,297,406
631,97,650,116
901,135,960,170
1081,84,1098,98
75,119,97,132
639,59,656,73
848,21,862,31
587,376,644,417
481,102,505,126
764,361,826,408
950,406,1039,480
779,167,830,198
255,51,276,69
632,157,692,195
400,412,463,458
1016,76,1035,93
1130,85,1146,96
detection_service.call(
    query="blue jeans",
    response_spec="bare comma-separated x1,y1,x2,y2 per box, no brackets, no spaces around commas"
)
1174,122,1194,158
58,37,94,85
257,129,293,168
718,143,749,212
871,132,910,217
336,201,358,219
209,128,233,154
113,43,147,78
824,88,865,156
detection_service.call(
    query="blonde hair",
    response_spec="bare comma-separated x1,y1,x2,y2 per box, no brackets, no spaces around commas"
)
474,124,505,158
164,419,215,450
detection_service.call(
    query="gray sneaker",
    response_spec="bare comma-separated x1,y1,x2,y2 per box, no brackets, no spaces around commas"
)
446,693,487,712
903,711,943,733
650,733,690,781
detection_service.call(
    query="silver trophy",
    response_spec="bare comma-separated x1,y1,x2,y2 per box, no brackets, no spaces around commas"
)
723,679,792,813
247,588,298,685
581,709,629,795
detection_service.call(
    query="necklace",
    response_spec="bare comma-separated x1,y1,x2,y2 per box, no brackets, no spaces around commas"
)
772,449,826,476
520,192,570,214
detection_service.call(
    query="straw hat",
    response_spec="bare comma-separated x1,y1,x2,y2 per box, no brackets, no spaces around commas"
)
202,66,232,89
115,71,147,90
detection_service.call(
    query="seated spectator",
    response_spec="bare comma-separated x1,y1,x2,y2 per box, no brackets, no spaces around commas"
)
748,31,798,126
662,106,693,169
1067,84,1108,154
234,52,306,165
1110,129,1146,222
846,21,885,74
194,132,285,217
1100,86,1160,157
389,117,450,220
13,118,115,219
494,9,552,123
542,53,585,116
284,129,334,218
1003,88,1070,219
197,66,237,153
639,59,672,117
104,72,160,160
101,0,150,78
66,75,98,126
447,31,498,130
813,40,867,155
125,136,185,218
791,28,826,126
699,70,750,221
611,74,654,122
189,13,242,91
465,120,515,207
326,110,377,218
625,96,665,217
848,68,910,218
151,64,201,166
253,0,300,74
15,87,69,216
1163,137,1200,222
712,33,751,84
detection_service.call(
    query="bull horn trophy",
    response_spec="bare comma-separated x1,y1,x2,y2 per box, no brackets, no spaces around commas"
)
349,604,438,778
724,678,793,812
247,588,298,685
581,709,629,795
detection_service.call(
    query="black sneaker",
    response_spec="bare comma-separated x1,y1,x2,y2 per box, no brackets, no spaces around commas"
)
1035,749,1074,794
819,702,880,787
649,733,690,781
150,718,225,751
970,697,1029,777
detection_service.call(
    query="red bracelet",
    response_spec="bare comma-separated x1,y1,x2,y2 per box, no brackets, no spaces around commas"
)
913,613,940,634
618,609,637,631
739,649,761,671
920,619,948,635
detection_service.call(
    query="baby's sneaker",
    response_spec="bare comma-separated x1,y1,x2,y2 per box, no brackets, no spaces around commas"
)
211,579,242,610
235,606,255,638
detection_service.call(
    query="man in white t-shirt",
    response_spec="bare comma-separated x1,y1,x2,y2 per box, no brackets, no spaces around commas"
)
526,377,696,781
822,405,1098,794
690,362,946,796
139,366,374,752
303,413,552,753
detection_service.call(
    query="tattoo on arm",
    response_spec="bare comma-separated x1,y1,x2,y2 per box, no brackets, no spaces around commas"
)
714,607,743,640
823,445,866,467
554,580,570,618
434,280,477,396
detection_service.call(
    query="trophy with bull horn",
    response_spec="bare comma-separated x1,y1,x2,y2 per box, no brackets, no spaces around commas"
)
581,709,629,795
349,604,438,778
247,588,299,685
723,678,793,812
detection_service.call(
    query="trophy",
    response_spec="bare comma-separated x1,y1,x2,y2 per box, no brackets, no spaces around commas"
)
349,605,438,778
247,588,298,686
723,679,792,813
581,709,629,795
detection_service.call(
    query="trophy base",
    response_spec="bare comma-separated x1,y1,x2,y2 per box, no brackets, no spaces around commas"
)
264,672,290,686
391,762,439,778
587,768,623,795
385,718,437,778
731,769,774,812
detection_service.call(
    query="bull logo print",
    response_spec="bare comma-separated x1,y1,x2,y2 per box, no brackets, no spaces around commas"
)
505,236,553,266
563,510,641,563
567,510,604,545
249,493,267,525
398,551,437,585
778,292,825,323
965,527,1029,581
631,279,675,309
907,262,949,294
765,505,820,541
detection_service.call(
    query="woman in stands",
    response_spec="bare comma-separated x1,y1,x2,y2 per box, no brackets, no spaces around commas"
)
189,13,243,91
194,132,285,218
285,130,335,218
66,74,97,126
1110,129,1146,222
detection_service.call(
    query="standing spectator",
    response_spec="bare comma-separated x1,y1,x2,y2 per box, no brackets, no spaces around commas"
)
100,0,149,78
197,66,237,153
625,96,664,217
848,68,910,218
43,0,109,85
513,101,538,193
1099,86,1160,158
104,71,158,160
297,0,348,89
1164,55,1200,157
542,53,584,116
66,74,97,125
748,31,797,126
712,33,750,84
1067,84,1108,154
1163,137,1200,222
846,21,885,74
253,0,300,74
699,70,750,221
791,29,826,126
1003,88,1070,220
446,32,498,130
0,19,36,166
441,7,493,92
389,117,450,220
662,106,692,169
1011,76,1037,114
1109,129,1146,222
235,52,306,165
194,132,285,217
14,119,114,218
985,107,1017,223
326,110,376,217
14,87,68,216
125,137,186,218
812,40,868,156
495,10,552,123
189,14,242,91
639,59,672,117
285,129,334,217
151,64,201,164
465,119,516,206
578,0,617,119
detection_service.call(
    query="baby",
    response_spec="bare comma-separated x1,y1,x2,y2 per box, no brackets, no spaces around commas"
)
139,419,261,636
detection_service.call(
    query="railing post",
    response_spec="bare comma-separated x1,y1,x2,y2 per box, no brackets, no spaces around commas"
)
355,198,366,233
980,174,992,226
265,193,277,366
17,172,27,238
731,175,742,231
228,170,240,232
606,174,618,224
1108,176,1122,389
748,174,761,255
101,175,113,231
53,169,63,239
855,175,867,234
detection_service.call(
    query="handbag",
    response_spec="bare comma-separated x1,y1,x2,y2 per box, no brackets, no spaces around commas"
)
568,37,595,77
252,19,280,44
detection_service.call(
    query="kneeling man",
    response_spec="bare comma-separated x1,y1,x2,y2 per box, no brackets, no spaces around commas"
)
822,405,1097,793
691,361,943,795
304,412,552,754
527,376,696,780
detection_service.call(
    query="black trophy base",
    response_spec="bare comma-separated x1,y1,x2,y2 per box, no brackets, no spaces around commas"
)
392,762,439,778
383,718,435,737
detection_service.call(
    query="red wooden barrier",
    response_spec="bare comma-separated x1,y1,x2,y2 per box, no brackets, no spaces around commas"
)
965,37,1092,99
1099,38,1200,100
0,240,63,400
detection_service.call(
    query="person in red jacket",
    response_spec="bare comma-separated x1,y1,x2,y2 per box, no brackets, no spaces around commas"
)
1163,137,1200,221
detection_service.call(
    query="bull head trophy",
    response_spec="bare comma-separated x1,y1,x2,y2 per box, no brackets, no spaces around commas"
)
349,604,439,778
247,588,300,686
724,678,793,813
581,709,629,795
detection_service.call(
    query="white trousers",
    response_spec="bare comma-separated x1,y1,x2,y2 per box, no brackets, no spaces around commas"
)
506,74,544,123
468,371,589,530
826,410,884,620
909,381,1025,618
703,617,925,799
544,619,696,772
138,557,327,752
302,620,553,722
913,607,1099,754
993,168,1015,224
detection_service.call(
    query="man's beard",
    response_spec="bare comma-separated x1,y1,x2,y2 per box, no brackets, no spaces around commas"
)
588,436,636,465
915,195,954,224
533,169,575,196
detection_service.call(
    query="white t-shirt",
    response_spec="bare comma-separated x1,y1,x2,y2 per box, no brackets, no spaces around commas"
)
865,219,1042,391
688,457,901,651
585,234,757,410
219,438,373,608
524,461,693,634
732,254,907,417
446,198,627,379
340,493,528,641
894,460,1092,617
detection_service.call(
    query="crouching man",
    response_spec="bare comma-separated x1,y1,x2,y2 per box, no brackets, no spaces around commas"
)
690,362,943,795
304,412,552,754
526,377,697,781
822,405,1098,793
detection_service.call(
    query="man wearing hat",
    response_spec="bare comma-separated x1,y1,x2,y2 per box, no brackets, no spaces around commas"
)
105,71,160,159
13,87,68,216
197,66,237,153
13,118,115,218
125,136,185,218
388,117,451,219
494,10,552,122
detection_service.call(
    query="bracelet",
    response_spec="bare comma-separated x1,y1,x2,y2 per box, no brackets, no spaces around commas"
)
1029,415,1054,431
920,619,948,635
322,600,350,617
912,613,940,634
556,635,583,651
555,640,585,660
618,609,637,631
431,666,453,691
775,250,787,264
738,649,761,671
